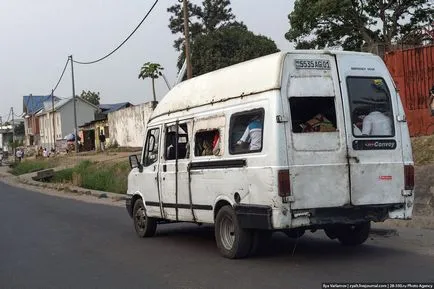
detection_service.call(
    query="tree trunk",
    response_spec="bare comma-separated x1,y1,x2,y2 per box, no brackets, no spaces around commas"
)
152,78,156,102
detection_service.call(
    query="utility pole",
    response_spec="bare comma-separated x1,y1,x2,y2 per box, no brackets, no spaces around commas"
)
51,89,56,151
182,0,193,79
11,107,15,162
69,55,79,154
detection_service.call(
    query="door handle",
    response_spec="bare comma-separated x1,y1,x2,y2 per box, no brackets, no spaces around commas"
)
163,164,167,172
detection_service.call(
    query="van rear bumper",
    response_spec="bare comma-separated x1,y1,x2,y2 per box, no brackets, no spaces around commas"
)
286,204,409,229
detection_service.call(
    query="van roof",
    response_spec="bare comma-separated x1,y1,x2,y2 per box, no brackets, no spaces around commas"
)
149,50,373,122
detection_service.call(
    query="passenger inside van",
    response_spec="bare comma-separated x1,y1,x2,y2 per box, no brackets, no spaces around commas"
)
289,97,337,133
300,113,335,133
236,115,263,151
195,129,220,156
361,110,392,136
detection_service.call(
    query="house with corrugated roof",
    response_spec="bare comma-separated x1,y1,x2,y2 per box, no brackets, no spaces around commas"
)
79,102,133,151
36,97,98,150
22,94,60,146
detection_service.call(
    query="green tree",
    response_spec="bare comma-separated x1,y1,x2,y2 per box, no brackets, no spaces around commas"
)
187,26,279,77
138,62,164,102
168,0,244,52
14,122,25,136
285,0,433,51
80,90,100,106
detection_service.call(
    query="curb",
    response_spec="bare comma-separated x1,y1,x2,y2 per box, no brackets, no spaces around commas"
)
17,176,127,202
0,168,126,203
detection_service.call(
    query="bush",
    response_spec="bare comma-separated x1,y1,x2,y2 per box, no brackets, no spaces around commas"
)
9,159,56,176
52,160,130,194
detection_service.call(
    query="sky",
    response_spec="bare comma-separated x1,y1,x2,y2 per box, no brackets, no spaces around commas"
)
0,0,294,121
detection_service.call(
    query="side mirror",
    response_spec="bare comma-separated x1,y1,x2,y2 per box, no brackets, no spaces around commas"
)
129,154,143,172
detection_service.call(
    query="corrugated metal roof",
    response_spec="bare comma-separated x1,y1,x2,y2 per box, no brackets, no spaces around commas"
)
23,95,60,114
98,102,132,114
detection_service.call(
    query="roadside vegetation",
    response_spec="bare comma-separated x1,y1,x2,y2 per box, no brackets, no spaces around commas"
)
9,158,59,176
51,160,130,194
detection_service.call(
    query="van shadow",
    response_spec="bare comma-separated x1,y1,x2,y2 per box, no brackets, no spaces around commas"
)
152,223,405,262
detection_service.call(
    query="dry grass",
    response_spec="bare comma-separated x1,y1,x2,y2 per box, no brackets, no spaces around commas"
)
412,135,434,166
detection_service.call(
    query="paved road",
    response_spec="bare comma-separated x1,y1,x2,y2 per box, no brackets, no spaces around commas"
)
1,181,434,289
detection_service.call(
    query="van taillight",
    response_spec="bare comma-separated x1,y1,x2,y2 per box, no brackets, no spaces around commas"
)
278,170,290,197
404,165,414,190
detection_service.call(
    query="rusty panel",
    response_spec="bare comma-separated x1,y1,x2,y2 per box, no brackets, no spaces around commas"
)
385,45,434,136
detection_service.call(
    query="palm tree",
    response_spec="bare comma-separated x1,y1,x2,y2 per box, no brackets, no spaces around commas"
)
138,62,164,102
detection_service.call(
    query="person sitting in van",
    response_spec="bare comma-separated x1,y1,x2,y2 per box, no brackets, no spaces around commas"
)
236,115,263,151
202,139,213,156
362,110,392,136
300,113,335,133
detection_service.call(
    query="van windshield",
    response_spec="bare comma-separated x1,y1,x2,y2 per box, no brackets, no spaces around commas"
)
347,77,394,137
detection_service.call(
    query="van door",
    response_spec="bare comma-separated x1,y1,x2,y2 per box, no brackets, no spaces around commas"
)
337,54,405,205
282,54,350,210
132,126,163,218
159,121,194,221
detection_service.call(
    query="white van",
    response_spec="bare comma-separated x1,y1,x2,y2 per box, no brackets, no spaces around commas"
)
126,51,415,259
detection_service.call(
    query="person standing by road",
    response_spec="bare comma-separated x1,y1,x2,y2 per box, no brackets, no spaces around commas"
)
99,131,106,152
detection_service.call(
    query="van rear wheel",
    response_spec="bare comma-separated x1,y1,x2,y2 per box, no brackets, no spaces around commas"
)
215,205,253,259
336,222,371,246
133,199,157,238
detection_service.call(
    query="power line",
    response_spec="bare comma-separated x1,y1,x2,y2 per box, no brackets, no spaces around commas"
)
73,0,159,65
52,58,70,92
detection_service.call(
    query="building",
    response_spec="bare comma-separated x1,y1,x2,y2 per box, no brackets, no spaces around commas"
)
79,102,133,151
37,97,98,149
107,101,156,148
22,94,60,146
0,119,25,153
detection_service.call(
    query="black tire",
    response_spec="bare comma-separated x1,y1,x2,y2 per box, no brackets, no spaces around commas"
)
215,205,253,259
133,199,157,238
324,227,339,240
283,229,305,239
250,230,273,256
337,222,371,246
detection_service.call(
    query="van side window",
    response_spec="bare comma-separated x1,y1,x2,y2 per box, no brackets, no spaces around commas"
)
165,123,189,160
143,128,160,166
195,129,221,156
289,97,337,133
347,77,394,137
229,109,264,154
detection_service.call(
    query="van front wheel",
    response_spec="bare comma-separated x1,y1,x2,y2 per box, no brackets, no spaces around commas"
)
133,199,157,238
337,222,371,246
215,206,252,259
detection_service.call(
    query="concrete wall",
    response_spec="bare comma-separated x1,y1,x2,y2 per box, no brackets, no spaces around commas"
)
108,102,155,148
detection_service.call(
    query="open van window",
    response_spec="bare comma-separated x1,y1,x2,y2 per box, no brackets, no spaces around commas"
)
143,128,160,166
165,123,189,160
347,77,394,137
230,109,264,154
195,129,221,156
289,97,337,133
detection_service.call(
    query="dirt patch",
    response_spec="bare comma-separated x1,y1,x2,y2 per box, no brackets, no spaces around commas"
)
412,135,434,166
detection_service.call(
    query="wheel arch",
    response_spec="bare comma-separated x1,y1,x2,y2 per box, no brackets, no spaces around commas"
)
131,191,147,213
213,196,234,221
